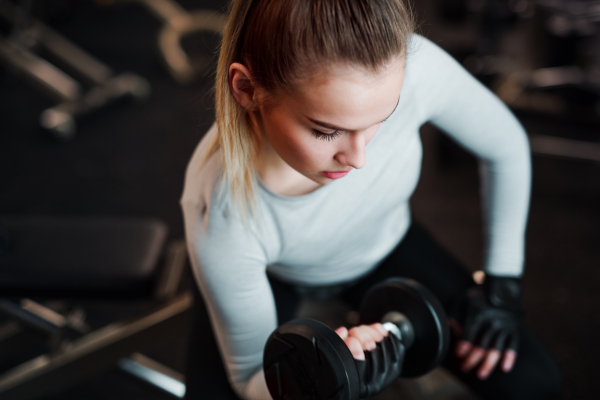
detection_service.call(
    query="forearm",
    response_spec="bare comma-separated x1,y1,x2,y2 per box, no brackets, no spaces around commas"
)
182,202,276,400
193,269,277,400
411,36,532,276
231,369,273,400
479,135,531,277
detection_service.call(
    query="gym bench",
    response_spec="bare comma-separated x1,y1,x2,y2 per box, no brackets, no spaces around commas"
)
0,216,192,400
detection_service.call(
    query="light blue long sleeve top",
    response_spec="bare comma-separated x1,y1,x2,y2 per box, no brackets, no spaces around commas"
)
180,34,531,400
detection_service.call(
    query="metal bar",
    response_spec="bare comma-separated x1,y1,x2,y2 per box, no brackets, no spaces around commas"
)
0,300,62,337
0,36,81,102
158,10,226,83
529,135,600,162
34,23,113,85
0,292,192,400
20,300,67,328
42,72,149,119
0,0,113,85
119,353,186,398
154,240,188,300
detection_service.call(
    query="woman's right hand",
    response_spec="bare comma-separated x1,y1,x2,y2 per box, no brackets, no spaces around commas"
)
335,323,389,360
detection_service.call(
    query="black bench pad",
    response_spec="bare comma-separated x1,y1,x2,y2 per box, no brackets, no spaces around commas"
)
0,216,168,298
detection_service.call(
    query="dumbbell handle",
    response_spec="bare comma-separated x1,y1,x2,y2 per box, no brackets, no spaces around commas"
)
380,311,415,349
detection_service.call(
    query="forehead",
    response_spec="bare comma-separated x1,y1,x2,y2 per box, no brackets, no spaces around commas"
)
282,58,405,129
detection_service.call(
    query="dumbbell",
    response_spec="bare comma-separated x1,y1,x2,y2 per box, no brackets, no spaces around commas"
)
263,277,449,400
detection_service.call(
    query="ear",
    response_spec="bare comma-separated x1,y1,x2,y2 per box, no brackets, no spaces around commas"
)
229,63,259,110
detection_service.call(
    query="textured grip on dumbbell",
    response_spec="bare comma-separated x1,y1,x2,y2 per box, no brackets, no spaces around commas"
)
359,277,450,378
355,331,406,398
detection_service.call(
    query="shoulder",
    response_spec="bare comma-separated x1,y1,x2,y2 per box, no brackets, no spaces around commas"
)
180,123,223,208
180,123,260,238
403,34,484,119
180,123,236,239
404,34,461,85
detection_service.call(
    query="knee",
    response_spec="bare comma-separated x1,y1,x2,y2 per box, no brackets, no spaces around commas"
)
515,369,562,400
509,338,563,400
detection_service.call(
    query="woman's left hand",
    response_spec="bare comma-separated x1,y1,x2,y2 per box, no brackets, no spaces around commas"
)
450,274,524,380
449,317,518,380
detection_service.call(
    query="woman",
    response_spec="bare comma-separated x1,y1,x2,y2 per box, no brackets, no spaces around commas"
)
180,0,562,399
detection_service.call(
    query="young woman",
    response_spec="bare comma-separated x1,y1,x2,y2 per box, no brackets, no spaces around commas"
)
181,0,562,399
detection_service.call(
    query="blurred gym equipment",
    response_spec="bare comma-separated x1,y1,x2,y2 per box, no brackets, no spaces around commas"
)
438,0,600,162
0,216,191,400
0,0,151,141
106,0,227,83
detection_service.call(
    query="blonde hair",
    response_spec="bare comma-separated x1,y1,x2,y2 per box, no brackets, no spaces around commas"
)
206,0,416,218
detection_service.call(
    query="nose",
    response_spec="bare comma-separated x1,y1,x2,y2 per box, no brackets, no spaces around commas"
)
334,131,367,169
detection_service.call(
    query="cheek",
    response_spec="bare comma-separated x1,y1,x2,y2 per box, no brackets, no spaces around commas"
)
266,114,333,170
281,131,331,170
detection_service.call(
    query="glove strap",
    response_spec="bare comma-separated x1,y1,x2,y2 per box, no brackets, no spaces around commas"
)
483,274,523,310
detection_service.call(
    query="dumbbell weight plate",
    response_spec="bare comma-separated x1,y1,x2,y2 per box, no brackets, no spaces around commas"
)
359,278,449,377
263,318,360,400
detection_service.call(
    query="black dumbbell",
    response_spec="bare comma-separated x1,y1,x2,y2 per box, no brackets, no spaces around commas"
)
263,277,449,400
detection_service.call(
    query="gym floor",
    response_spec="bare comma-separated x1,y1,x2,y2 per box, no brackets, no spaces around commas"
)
0,0,598,399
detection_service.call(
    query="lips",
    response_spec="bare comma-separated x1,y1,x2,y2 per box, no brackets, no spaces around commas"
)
320,170,351,179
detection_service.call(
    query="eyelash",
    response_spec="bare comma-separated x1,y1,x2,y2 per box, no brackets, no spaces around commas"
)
310,118,389,142
312,129,341,141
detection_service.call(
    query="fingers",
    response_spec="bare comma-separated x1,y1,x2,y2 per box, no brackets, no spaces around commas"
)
336,324,388,360
502,349,517,372
362,324,387,341
344,336,365,360
335,326,348,340
450,318,470,358
455,340,472,358
348,324,385,351
460,346,486,373
370,323,389,337
476,349,501,379
459,346,518,379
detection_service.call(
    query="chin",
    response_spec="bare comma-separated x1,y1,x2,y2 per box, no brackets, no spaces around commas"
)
305,174,327,185
314,176,332,185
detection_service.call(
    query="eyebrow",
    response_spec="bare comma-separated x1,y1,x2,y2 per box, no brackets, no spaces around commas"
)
307,96,401,132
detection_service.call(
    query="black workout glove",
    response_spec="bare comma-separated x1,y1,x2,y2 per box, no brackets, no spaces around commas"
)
354,333,406,398
453,274,524,353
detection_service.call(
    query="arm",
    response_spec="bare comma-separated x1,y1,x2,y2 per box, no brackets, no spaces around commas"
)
410,35,531,277
181,197,275,400
408,35,529,378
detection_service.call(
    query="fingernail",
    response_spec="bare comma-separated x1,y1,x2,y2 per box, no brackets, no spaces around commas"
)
335,328,346,339
366,341,376,351
456,343,468,357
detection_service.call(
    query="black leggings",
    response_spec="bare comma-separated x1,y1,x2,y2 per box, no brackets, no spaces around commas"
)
184,223,563,400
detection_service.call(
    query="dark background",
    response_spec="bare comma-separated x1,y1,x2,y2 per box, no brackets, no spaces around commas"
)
1,0,598,399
